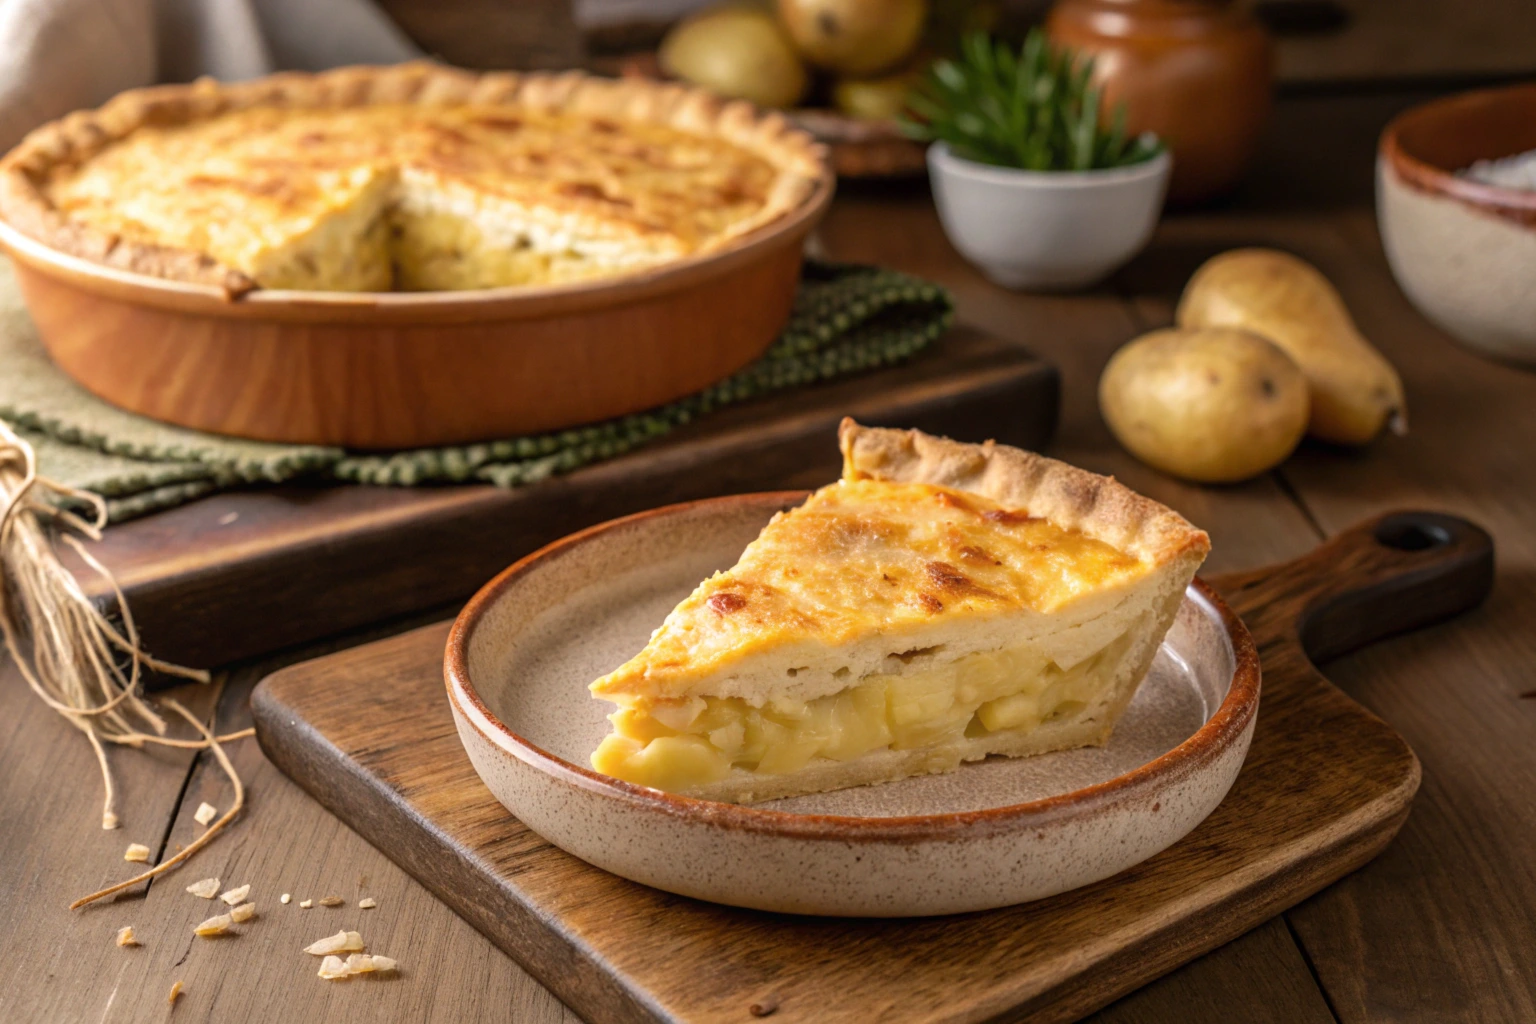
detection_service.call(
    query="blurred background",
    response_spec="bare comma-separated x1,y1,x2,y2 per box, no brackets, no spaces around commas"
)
5,0,1532,200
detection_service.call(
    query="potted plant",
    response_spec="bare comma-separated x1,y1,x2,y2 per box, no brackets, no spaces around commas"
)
903,31,1171,290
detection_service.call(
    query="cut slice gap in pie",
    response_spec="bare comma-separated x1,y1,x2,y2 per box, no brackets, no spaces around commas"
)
589,419,1211,803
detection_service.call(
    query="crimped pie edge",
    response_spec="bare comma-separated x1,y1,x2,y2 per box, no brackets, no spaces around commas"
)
838,418,1212,570
0,61,831,295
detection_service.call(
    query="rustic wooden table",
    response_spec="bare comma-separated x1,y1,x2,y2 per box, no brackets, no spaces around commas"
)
5,90,1535,1022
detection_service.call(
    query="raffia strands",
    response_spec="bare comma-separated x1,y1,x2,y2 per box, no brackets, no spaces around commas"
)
70,698,247,910
0,420,253,905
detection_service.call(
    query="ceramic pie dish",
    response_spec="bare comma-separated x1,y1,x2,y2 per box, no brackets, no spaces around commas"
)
444,491,1260,917
0,64,834,448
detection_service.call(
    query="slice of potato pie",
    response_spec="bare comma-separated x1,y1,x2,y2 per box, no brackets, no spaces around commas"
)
589,420,1210,802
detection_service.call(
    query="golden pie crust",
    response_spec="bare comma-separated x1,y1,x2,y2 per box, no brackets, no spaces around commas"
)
0,63,828,295
588,420,1212,801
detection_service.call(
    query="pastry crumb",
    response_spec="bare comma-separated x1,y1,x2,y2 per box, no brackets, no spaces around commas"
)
345,952,398,974
115,926,138,947
281,893,292,904
193,913,232,937
123,843,151,863
317,895,344,907
193,802,218,826
304,930,365,956
219,883,250,906
325,953,397,978
168,980,183,1006
317,955,350,980
230,902,256,923
186,877,220,899
299,899,313,909
358,897,377,909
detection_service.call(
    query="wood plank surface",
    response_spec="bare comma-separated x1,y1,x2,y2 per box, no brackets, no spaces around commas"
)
1087,918,1336,1024
246,509,1491,1024
86,326,1056,671
0,670,222,1022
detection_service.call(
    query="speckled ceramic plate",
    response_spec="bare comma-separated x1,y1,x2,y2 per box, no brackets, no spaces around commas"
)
445,492,1260,917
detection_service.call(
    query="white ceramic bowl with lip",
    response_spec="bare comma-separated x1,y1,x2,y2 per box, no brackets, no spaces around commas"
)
1377,84,1536,367
927,142,1172,291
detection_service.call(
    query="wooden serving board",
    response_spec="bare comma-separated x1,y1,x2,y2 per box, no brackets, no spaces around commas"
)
251,510,1492,1023
91,326,1055,670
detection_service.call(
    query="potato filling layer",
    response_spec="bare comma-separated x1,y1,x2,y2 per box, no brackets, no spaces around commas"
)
389,207,657,291
591,631,1137,793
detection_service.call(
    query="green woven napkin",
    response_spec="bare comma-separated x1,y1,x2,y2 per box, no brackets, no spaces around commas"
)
0,258,952,522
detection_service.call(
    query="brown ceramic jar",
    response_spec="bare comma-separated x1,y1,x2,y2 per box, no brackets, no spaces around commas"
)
1046,0,1273,204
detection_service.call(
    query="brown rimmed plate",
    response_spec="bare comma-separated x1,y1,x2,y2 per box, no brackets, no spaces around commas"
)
444,491,1260,917
0,171,833,450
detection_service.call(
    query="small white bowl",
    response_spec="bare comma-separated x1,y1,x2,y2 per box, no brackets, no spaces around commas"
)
927,143,1171,291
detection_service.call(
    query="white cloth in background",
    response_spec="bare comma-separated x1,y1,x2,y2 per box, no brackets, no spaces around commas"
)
0,0,420,151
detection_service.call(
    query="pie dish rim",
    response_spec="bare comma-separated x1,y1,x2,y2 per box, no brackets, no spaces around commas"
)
444,489,1260,843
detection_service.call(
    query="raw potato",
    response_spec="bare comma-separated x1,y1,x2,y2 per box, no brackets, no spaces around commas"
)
660,5,808,109
832,62,923,121
778,0,926,77
1100,328,1310,483
1177,248,1406,445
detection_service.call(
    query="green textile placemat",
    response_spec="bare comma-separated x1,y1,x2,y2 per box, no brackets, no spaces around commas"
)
0,258,952,522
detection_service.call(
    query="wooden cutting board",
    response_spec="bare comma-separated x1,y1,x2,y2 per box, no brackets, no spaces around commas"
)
251,510,1492,1024
91,326,1055,670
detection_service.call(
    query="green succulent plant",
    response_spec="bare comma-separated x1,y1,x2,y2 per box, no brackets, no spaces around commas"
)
901,30,1162,172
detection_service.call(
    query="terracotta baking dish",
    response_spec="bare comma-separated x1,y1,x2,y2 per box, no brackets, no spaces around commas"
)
0,173,834,449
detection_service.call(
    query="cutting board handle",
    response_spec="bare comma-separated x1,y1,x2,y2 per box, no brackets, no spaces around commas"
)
1212,511,1495,664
